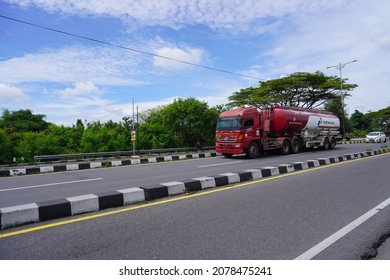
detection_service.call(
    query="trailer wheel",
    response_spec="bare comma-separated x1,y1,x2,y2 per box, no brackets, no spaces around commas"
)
291,139,300,154
245,142,259,159
322,137,330,150
281,139,291,155
330,137,336,149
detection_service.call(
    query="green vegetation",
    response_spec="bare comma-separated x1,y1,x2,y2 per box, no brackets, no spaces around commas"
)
347,107,390,138
138,98,220,149
0,98,221,164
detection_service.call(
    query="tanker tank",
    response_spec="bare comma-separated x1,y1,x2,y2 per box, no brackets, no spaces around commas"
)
270,105,340,138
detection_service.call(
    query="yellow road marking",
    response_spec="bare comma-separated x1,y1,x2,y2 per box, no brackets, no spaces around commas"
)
1,152,389,239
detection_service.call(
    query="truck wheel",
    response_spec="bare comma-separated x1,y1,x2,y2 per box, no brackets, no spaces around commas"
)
291,139,300,154
322,137,330,150
281,140,291,155
246,142,259,159
330,137,336,149
222,153,233,158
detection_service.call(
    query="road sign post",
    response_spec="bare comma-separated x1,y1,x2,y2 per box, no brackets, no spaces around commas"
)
131,129,136,156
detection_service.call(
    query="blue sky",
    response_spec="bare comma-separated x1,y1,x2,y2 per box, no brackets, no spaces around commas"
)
1,0,389,126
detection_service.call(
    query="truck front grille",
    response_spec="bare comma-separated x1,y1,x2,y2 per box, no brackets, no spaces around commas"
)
218,137,236,142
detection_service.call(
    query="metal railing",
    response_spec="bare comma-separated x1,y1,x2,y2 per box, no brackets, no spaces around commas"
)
33,146,216,163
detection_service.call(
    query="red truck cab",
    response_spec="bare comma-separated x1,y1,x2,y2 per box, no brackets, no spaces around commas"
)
215,107,260,158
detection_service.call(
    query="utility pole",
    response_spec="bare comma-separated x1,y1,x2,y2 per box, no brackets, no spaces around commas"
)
326,59,357,139
131,98,136,157
137,105,139,155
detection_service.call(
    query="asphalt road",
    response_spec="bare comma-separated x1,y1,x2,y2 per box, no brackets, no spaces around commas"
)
0,150,389,259
0,143,386,208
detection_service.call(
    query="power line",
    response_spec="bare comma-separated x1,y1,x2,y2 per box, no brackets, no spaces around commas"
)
0,14,263,81
348,95,381,111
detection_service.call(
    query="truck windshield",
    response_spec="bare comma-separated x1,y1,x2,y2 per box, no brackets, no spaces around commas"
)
216,117,242,131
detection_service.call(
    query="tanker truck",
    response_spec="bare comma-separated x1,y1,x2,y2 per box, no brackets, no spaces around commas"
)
215,105,341,159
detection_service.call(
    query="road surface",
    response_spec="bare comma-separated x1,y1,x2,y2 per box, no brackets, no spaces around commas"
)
0,143,383,208
1,149,389,260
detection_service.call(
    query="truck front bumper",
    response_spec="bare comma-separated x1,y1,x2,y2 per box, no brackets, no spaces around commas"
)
216,143,244,155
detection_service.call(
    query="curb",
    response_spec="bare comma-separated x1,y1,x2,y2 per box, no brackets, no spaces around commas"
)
1,148,389,230
0,152,218,177
339,140,365,144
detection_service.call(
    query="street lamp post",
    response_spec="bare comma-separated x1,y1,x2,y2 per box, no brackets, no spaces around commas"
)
326,59,357,140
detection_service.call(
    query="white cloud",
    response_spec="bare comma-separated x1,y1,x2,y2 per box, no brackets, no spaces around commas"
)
133,96,180,114
0,84,30,104
35,82,120,125
0,38,207,86
0,45,148,86
153,47,203,69
6,0,343,33
59,81,99,97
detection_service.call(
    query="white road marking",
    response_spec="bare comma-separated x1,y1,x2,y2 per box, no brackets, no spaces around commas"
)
198,161,243,168
0,178,103,192
295,197,390,260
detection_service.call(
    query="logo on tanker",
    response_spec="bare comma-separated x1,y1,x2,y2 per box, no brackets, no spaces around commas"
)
318,117,335,126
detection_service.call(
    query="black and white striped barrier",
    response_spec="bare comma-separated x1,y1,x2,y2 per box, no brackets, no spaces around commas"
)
0,152,219,177
1,148,389,230
338,140,366,144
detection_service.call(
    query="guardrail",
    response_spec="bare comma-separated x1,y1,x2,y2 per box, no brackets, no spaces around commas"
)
33,146,216,163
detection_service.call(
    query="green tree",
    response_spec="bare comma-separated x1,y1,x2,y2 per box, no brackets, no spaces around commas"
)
228,71,357,109
34,124,79,155
347,110,370,136
162,98,219,147
80,120,131,152
81,121,105,152
137,107,172,149
138,98,220,148
12,131,39,162
324,98,351,138
350,110,367,130
0,129,12,164
0,99,223,163
365,107,390,133
70,119,85,151
0,109,49,133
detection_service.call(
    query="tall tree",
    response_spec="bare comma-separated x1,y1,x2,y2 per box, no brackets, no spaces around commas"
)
137,107,173,149
162,98,219,147
0,109,49,133
228,71,357,109
138,98,220,148
324,98,350,137
365,107,390,133
349,110,368,131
